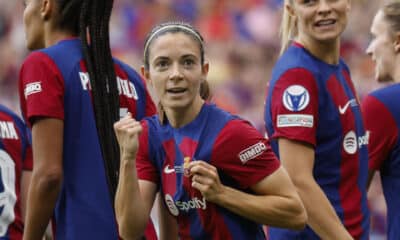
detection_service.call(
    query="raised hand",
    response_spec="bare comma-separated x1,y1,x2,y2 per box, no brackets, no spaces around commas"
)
188,161,225,203
113,113,142,160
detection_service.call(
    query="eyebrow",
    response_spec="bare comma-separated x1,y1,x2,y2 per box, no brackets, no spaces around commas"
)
181,54,197,58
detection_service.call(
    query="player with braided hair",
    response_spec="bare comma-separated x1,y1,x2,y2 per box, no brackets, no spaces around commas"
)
19,0,156,239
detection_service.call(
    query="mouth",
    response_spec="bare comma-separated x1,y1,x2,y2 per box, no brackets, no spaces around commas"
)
166,87,187,95
314,19,337,28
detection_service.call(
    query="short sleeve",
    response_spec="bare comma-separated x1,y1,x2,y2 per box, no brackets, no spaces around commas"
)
210,119,280,189
136,120,160,185
270,68,319,146
361,95,398,170
19,51,65,126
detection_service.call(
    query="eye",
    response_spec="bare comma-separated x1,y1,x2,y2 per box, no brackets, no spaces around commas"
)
155,59,169,70
182,58,196,68
302,0,316,5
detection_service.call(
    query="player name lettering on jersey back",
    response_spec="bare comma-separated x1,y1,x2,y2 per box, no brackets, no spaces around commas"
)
0,121,18,140
238,142,267,164
79,72,138,100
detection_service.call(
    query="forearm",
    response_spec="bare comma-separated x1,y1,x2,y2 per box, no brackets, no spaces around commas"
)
214,185,305,230
23,172,62,240
157,193,178,240
295,180,352,240
115,158,150,239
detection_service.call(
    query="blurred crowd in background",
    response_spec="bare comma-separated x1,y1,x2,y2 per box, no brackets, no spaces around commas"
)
0,0,388,239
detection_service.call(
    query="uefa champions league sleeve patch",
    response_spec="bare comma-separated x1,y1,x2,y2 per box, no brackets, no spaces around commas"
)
282,85,310,112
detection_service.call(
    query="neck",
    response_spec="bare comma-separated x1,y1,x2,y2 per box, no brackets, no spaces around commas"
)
297,35,341,65
164,97,204,128
44,28,76,48
395,57,400,83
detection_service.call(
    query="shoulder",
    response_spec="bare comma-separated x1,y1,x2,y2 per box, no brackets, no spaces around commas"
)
217,118,264,144
271,51,319,87
205,103,236,121
0,105,23,124
22,50,53,66
369,84,400,101
21,50,61,77
0,105,28,139
364,84,400,118
140,115,162,134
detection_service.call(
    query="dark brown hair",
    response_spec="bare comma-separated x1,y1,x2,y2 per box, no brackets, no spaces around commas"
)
143,22,211,123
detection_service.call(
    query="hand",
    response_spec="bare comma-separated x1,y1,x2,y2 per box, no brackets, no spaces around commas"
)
113,113,142,160
188,161,225,203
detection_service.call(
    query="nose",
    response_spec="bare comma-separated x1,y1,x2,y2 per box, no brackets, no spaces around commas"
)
169,63,183,81
317,0,332,15
366,42,373,57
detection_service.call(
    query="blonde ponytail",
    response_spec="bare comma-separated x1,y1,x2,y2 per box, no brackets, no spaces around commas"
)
280,0,296,56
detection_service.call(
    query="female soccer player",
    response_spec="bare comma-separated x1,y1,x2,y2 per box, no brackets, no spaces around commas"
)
19,0,157,239
114,22,307,240
264,0,370,239
0,104,32,240
363,2,400,239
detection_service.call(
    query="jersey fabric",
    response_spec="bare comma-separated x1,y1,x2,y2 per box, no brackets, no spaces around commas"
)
362,83,400,240
18,38,157,240
264,42,370,240
0,104,33,240
137,103,280,240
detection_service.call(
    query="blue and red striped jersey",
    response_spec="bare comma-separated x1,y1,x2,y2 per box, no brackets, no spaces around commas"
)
18,39,157,240
264,43,370,239
0,104,32,240
362,83,400,240
137,103,280,240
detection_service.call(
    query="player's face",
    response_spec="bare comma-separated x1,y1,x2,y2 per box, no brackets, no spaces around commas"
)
366,11,398,82
290,0,350,43
145,32,208,112
23,0,45,50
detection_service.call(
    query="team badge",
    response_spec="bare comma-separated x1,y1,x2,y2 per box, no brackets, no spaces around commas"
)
282,85,310,112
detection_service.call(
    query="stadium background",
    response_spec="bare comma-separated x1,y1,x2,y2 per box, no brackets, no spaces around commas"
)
0,0,388,239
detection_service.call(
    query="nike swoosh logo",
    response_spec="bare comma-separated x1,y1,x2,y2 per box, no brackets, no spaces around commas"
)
164,165,175,174
338,99,357,115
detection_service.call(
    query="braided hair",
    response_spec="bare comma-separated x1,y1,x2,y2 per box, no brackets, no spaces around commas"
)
56,0,120,203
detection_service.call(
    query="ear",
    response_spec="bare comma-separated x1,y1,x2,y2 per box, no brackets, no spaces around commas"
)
395,32,400,53
285,3,296,18
40,0,52,21
141,66,152,86
201,61,209,81
346,0,351,12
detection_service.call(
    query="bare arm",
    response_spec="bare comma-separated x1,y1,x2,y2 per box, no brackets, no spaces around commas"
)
23,118,63,240
278,138,353,240
114,114,158,239
156,193,178,240
189,161,307,230
20,170,32,222
367,169,376,190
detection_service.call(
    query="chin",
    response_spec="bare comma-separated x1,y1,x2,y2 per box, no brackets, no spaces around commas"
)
376,72,394,83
